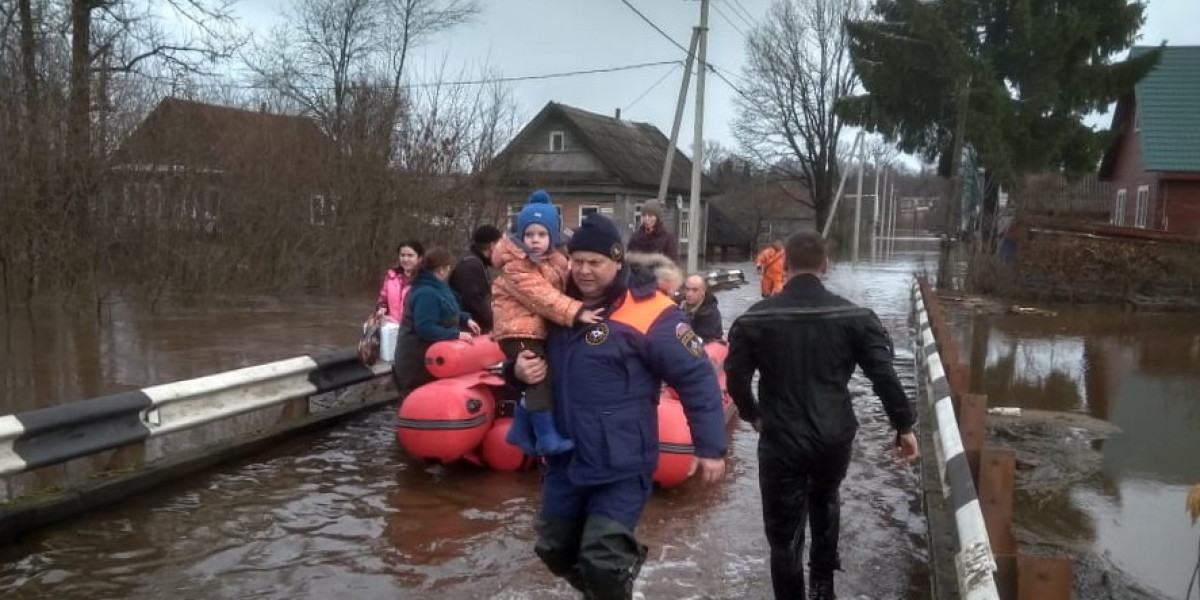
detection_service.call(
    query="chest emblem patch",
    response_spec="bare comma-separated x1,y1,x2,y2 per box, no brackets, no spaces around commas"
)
585,323,610,345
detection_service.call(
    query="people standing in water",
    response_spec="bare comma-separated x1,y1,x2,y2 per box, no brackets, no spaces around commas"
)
755,238,786,298
508,212,727,599
376,241,424,324
391,247,481,393
726,231,920,600
492,190,603,455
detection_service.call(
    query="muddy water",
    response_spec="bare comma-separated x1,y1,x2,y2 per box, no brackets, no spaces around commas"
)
958,308,1200,600
0,294,366,414
1,255,935,599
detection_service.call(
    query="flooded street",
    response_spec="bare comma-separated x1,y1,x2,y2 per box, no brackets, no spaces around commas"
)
955,306,1200,600
1,255,935,599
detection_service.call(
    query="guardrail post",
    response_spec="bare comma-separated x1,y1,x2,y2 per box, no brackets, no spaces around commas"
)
1017,555,1072,599
978,447,1018,555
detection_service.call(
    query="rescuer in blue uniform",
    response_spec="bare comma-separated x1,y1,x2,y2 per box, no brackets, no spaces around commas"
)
507,213,727,599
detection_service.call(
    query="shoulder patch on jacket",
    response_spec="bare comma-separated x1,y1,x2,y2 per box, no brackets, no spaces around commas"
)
610,291,676,335
675,322,705,357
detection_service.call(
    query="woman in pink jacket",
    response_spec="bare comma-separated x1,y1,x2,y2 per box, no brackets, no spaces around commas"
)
376,240,424,324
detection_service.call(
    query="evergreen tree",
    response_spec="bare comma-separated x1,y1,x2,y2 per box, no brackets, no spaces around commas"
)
840,0,1160,241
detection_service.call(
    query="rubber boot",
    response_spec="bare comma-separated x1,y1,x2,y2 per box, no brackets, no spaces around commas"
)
505,399,536,455
808,573,836,600
530,411,575,455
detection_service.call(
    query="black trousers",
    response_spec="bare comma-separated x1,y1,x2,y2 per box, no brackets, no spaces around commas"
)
758,440,854,599
500,338,553,412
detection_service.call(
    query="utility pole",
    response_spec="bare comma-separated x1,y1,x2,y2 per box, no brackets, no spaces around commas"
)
852,140,866,263
821,130,865,239
686,0,709,274
872,162,881,261
655,29,700,206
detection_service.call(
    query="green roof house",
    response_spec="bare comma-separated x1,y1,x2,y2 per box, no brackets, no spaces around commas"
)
1098,46,1200,236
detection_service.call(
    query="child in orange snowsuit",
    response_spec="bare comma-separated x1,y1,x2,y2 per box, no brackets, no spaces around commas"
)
492,190,602,455
756,239,786,298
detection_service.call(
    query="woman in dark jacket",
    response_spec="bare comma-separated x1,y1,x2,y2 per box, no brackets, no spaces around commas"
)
627,199,679,262
391,247,481,393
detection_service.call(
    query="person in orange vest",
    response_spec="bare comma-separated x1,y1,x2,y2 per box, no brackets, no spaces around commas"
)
755,238,786,298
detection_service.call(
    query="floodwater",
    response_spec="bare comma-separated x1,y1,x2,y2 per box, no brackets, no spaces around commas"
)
0,293,365,415
958,307,1200,600
1,250,938,599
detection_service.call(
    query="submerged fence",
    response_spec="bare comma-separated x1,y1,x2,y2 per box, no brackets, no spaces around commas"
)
912,276,1072,600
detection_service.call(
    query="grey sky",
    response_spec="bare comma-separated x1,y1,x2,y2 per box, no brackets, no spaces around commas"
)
231,0,1200,161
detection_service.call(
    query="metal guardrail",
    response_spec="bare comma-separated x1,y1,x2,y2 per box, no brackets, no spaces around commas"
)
1,349,387,478
0,348,394,542
912,277,1072,600
912,280,1001,600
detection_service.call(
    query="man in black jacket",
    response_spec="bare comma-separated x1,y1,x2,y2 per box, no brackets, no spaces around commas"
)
725,231,920,600
449,224,502,333
680,274,723,343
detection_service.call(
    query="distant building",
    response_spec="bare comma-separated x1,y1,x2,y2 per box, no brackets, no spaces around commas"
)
103,97,337,230
704,205,753,261
1098,45,1200,236
490,101,719,258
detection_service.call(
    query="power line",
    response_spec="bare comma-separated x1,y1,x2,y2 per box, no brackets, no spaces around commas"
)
727,0,758,27
615,0,751,101
720,0,756,31
624,63,681,112
403,60,682,88
712,1,748,38
617,0,694,57
137,60,684,91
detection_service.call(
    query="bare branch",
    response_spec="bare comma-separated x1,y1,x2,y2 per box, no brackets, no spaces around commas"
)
734,0,866,226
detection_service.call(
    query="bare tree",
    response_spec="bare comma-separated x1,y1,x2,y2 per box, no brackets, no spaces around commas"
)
865,134,899,172
247,0,480,148
382,0,479,99
734,0,866,231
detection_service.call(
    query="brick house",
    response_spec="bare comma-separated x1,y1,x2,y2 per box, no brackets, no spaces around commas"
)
1098,46,1200,236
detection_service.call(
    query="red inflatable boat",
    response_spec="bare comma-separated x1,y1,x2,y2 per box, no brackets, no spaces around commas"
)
394,336,737,487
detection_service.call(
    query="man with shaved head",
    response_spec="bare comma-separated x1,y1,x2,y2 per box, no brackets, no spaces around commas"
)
680,274,724,343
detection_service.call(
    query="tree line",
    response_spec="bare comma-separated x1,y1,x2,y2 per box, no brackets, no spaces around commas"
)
1,0,512,311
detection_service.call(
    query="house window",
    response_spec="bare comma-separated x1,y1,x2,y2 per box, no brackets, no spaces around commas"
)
1134,185,1150,228
1112,188,1127,226
632,203,643,229
679,208,691,243
549,131,565,152
580,205,600,224
509,202,564,233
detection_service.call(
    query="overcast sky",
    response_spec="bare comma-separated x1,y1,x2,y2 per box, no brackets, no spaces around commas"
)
231,0,1200,162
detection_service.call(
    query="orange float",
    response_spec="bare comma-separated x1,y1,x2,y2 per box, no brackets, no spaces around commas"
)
480,417,533,471
395,372,501,464
424,334,505,379
652,341,738,489
396,338,737,488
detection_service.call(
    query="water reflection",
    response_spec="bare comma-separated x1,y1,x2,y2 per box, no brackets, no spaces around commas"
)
0,293,368,414
961,308,1200,599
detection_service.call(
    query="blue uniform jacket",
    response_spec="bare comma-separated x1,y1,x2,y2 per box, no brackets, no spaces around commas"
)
535,277,728,487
